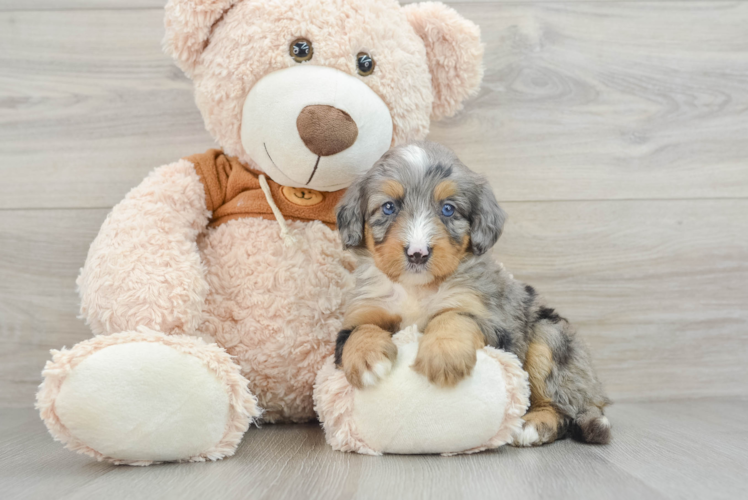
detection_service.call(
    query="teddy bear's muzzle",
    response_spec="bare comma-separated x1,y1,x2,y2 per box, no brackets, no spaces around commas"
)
297,105,359,157
240,65,393,192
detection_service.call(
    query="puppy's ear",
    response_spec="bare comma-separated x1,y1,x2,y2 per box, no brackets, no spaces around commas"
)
402,2,484,121
470,183,506,255
336,177,367,249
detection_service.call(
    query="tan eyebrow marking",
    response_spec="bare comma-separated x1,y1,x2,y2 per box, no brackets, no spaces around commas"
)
382,180,404,199
434,180,457,201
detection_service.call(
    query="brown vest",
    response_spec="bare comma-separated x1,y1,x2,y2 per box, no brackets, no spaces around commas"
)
186,149,345,229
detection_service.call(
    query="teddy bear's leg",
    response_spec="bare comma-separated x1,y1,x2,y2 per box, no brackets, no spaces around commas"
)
36,328,261,465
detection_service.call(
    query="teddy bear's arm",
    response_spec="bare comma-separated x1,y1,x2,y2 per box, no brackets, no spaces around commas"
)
77,159,211,337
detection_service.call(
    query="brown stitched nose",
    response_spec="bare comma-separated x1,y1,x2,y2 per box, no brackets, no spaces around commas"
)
296,105,358,156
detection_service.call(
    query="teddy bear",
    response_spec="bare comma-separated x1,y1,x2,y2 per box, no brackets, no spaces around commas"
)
35,0,486,464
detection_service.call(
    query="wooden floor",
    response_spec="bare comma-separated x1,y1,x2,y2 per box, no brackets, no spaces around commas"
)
1,0,748,498
2,0,747,409
1,399,747,500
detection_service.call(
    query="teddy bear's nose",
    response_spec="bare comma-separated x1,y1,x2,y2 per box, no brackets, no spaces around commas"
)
296,105,359,156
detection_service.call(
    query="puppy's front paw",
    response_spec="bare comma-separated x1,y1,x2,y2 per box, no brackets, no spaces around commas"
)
412,333,478,387
341,326,398,389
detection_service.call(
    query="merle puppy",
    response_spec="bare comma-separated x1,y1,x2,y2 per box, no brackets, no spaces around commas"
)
334,141,611,446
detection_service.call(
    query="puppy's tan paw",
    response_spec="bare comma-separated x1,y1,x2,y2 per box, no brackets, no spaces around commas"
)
512,421,543,447
412,333,478,387
511,409,561,447
342,326,398,389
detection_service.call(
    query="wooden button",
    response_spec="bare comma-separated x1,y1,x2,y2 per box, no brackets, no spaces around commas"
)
281,186,325,206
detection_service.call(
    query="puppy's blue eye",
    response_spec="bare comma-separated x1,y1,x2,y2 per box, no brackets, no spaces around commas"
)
441,203,455,217
382,202,396,215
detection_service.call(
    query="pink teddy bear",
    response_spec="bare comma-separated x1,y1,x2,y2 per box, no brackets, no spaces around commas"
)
36,0,483,464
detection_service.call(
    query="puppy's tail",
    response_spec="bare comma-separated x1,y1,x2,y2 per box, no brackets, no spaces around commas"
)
571,404,612,444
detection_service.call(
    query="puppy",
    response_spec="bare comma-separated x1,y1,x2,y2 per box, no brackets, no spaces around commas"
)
334,141,611,446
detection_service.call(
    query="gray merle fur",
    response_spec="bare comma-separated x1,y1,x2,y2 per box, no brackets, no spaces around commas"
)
336,141,611,444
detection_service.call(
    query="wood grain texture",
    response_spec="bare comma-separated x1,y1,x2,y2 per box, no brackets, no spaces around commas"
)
434,2,748,202
2,199,746,408
497,198,748,401
0,1,164,11
2,401,747,500
593,399,748,500
0,0,736,12
2,3,748,209
0,209,107,409
0,9,215,210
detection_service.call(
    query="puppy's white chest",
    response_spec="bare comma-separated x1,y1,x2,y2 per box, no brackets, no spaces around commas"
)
391,284,437,331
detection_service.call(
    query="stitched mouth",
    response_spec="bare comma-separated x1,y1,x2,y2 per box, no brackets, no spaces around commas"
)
263,142,321,187
306,156,321,185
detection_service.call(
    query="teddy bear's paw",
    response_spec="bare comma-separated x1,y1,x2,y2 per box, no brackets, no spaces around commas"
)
341,326,398,389
318,341,528,455
37,330,260,464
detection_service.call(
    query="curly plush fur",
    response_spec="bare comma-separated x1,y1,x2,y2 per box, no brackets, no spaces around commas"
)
38,0,485,463
198,217,357,421
164,0,483,161
77,160,211,339
75,159,357,423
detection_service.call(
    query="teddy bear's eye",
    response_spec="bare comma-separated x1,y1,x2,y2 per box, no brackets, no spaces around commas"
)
290,39,313,63
357,52,375,76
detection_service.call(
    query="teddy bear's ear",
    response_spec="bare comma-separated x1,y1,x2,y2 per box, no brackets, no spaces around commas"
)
402,2,484,121
163,0,242,75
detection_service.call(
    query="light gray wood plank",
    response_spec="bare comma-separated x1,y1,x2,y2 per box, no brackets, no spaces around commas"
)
3,3,748,209
0,408,116,500
60,428,665,500
0,1,736,13
0,9,216,210
43,408,667,500
496,198,748,402
2,402,747,500
589,399,748,499
2,199,746,408
0,1,164,11
434,1,748,203
0,209,107,409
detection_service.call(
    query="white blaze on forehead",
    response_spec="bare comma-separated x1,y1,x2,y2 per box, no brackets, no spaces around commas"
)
399,145,429,171
405,211,436,254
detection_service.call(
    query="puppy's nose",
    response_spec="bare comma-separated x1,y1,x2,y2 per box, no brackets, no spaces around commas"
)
296,105,358,156
406,245,431,265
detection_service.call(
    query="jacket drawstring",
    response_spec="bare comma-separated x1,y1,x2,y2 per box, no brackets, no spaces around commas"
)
258,174,297,247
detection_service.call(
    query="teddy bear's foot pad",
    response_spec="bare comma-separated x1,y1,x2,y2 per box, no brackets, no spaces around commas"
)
37,330,259,464
314,326,531,455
